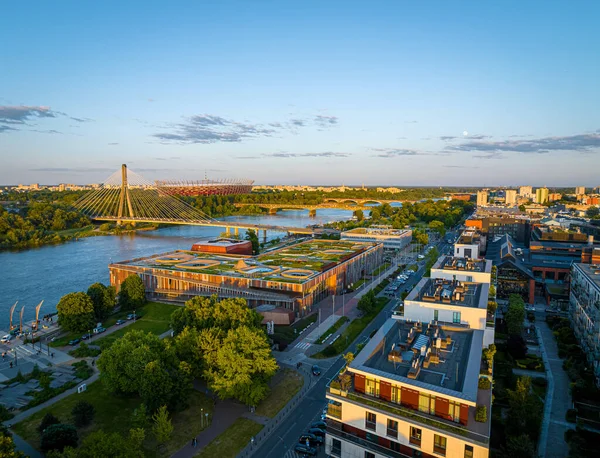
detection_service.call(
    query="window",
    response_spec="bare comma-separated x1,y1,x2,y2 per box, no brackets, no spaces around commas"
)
366,378,379,397
464,445,474,458
391,385,400,404
331,438,341,457
448,401,461,422
434,434,447,456
387,419,398,438
434,310,439,321
410,426,422,446
419,393,434,414
365,412,376,431
390,441,401,452
453,311,461,324
365,453,375,458
466,275,473,282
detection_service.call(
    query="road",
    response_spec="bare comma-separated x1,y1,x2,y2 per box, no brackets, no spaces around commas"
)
253,234,455,458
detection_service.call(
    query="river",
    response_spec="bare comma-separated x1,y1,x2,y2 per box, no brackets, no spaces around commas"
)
0,209,359,328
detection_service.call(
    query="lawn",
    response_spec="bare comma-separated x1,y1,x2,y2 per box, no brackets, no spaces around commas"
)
51,301,179,348
372,263,390,276
195,418,263,458
315,316,349,345
12,380,214,457
255,369,303,418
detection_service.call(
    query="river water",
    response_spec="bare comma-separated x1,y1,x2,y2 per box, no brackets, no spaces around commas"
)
0,209,358,328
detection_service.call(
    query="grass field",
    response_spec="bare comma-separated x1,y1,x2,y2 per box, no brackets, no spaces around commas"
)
12,380,213,457
51,301,178,348
195,418,263,458
271,314,317,345
315,316,349,345
255,369,303,418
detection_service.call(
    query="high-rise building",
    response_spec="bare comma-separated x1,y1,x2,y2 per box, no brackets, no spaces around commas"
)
548,193,562,202
519,186,533,198
575,186,586,196
476,191,488,207
505,190,517,206
535,187,549,204
325,254,494,458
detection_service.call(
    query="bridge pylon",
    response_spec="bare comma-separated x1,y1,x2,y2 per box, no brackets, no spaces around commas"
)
117,164,135,226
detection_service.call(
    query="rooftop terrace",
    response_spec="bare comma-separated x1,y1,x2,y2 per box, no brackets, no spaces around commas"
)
408,278,484,309
575,262,600,290
112,239,377,284
350,319,482,403
457,229,482,245
433,256,489,273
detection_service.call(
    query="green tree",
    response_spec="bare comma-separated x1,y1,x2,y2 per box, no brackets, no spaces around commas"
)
353,209,364,221
131,403,149,430
0,428,25,458
41,424,78,453
245,228,260,254
518,204,526,212
370,208,381,221
428,220,446,236
505,294,526,336
58,428,145,458
38,413,61,434
118,275,146,310
357,290,377,315
57,292,96,333
506,376,543,441
72,401,95,427
412,228,429,245
199,326,278,405
587,206,599,218
87,283,116,320
500,434,536,458
343,352,355,367
152,405,173,445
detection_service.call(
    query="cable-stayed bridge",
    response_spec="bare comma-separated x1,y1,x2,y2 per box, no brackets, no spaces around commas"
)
73,165,314,236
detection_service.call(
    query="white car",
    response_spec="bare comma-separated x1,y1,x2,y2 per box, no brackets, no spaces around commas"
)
417,255,425,260
1,335,11,344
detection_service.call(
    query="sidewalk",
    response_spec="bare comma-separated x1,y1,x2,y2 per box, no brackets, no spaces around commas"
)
536,316,572,458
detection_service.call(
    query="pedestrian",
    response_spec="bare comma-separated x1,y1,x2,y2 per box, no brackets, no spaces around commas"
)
51,352,54,358
9,362,13,368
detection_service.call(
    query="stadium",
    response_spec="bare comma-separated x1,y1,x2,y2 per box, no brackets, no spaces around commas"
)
155,178,254,196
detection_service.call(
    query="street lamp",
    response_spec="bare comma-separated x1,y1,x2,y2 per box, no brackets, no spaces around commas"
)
201,408,204,428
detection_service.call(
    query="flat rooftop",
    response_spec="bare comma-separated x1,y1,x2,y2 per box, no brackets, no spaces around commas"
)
111,239,378,284
342,227,411,237
457,229,481,245
433,256,490,273
351,319,482,402
407,277,484,309
575,262,600,291
193,238,249,247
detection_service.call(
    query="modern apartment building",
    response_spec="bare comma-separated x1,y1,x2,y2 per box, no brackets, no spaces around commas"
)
519,186,533,199
430,256,492,285
575,186,586,196
570,262,600,387
505,190,517,206
341,227,413,250
476,191,488,207
535,187,549,204
454,229,485,259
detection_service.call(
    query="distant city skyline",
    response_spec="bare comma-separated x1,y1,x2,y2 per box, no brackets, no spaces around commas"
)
2,1,599,186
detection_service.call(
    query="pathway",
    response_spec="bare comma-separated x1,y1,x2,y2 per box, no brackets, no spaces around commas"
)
536,313,572,458
513,368,546,379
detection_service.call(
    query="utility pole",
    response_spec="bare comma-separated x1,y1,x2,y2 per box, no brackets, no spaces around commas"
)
332,294,335,319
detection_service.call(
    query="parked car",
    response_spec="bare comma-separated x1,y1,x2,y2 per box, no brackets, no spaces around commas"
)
299,433,323,446
116,319,126,325
126,314,138,320
93,327,106,334
308,428,326,438
310,421,327,430
417,254,425,260
81,333,92,340
1,335,11,344
69,338,80,346
294,444,317,456
311,365,321,376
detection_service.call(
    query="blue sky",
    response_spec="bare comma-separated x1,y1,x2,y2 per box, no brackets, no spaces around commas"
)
1,0,599,186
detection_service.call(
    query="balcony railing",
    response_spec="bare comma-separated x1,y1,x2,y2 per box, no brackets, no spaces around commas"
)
327,425,415,458
333,390,489,445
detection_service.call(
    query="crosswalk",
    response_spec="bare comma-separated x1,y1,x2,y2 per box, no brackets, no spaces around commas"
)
294,341,311,350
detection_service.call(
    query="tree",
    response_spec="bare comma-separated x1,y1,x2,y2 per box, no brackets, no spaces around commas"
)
357,290,377,315
0,428,25,458
587,206,599,218
87,283,116,320
428,220,446,237
152,405,173,445
245,229,260,254
505,294,526,336
199,326,278,405
59,429,145,458
38,413,61,434
500,434,536,458
40,424,78,453
518,204,526,212
507,335,527,360
131,403,149,430
482,344,496,369
72,401,95,427
412,228,429,245
353,209,364,221
506,376,543,441
487,301,498,314
370,208,381,221
118,275,146,310
343,352,355,367
57,292,96,333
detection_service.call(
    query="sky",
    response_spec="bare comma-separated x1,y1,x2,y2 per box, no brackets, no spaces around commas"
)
1,0,599,187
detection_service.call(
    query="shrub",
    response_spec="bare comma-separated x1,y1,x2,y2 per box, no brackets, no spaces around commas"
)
40,424,78,453
0,404,14,422
37,413,60,434
478,378,492,389
72,401,95,427
475,405,487,422
72,360,93,380
69,342,101,358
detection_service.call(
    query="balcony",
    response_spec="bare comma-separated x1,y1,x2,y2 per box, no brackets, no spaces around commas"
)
328,387,489,445
327,423,415,458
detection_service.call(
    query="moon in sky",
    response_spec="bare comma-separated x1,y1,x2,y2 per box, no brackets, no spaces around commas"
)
463,130,469,136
